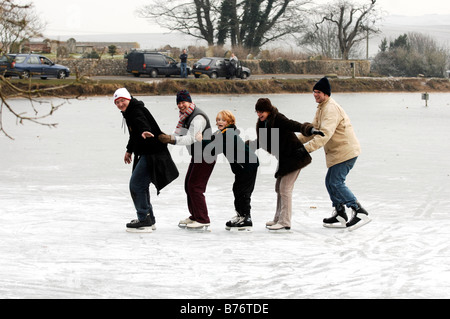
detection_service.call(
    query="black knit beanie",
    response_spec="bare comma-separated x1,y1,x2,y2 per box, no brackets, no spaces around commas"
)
313,77,331,96
255,98,275,113
176,90,192,104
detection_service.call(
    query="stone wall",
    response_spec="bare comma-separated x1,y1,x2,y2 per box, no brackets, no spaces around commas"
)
242,59,371,77
55,58,371,77
55,58,128,76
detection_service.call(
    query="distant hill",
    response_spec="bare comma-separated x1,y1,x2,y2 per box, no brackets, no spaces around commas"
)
371,14,450,57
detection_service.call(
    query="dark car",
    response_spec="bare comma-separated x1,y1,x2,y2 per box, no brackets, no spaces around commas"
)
0,55,15,76
6,54,70,79
126,51,191,78
192,57,251,79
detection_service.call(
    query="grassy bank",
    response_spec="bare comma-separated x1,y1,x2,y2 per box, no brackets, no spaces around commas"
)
3,77,450,98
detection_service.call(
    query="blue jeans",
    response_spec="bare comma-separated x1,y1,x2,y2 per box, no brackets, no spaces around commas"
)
130,155,155,222
325,157,358,209
180,63,187,78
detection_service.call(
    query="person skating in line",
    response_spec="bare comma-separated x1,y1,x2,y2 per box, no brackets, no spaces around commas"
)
158,90,216,231
114,88,179,233
298,77,371,231
197,110,259,231
248,98,324,232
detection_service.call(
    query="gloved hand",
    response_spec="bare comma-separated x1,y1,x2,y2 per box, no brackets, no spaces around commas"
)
311,128,325,137
158,134,175,145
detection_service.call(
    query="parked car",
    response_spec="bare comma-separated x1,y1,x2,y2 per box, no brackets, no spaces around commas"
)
126,51,191,78
6,54,70,79
0,55,15,76
192,57,251,79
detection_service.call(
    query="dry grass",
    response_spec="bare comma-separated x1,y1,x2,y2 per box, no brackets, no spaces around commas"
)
3,77,449,98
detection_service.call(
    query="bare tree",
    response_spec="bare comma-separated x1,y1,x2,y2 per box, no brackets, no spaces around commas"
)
228,0,310,52
309,0,381,60
138,0,311,53
138,0,218,45
0,0,45,53
0,1,75,139
299,15,341,58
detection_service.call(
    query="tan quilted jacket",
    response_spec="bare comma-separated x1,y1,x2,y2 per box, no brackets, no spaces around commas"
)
298,97,361,168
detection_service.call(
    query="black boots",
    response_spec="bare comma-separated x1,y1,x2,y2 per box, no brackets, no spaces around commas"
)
346,203,371,231
323,203,371,230
226,214,253,232
323,204,348,228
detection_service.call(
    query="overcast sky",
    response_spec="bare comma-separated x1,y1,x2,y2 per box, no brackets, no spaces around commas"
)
29,0,450,37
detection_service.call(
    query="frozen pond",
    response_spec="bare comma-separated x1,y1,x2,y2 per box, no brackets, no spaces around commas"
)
1,92,450,299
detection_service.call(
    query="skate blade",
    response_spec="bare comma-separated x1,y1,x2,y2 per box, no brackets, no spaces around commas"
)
323,216,347,228
178,224,188,229
267,228,292,233
186,226,211,232
323,223,347,229
226,227,253,232
348,216,372,232
126,227,153,233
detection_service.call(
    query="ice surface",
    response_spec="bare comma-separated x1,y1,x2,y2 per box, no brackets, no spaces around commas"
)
1,93,449,299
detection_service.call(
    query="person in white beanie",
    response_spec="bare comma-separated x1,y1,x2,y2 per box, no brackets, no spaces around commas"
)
114,88,179,233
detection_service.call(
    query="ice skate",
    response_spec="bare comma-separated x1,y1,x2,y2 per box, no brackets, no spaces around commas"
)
226,215,253,232
186,221,211,232
265,220,277,228
225,215,241,229
178,217,194,229
323,205,348,228
126,215,155,233
346,203,371,231
267,223,291,233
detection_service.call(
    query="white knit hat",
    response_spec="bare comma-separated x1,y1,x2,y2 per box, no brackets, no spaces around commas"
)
114,88,131,102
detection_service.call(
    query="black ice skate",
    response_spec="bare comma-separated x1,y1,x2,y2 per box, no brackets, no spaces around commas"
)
126,214,155,233
226,215,253,232
346,203,371,231
323,205,348,228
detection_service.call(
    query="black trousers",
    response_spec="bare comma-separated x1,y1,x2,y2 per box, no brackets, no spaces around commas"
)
232,169,257,216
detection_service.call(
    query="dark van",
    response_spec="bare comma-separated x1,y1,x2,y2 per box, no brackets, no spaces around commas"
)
126,51,190,78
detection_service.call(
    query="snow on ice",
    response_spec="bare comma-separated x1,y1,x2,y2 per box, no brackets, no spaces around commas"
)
1,93,449,299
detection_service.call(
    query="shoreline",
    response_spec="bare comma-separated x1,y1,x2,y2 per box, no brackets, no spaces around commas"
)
2,77,450,98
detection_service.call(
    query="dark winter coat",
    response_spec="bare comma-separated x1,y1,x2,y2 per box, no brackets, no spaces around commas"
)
204,124,259,175
180,53,188,63
255,107,314,178
122,98,166,155
122,98,179,194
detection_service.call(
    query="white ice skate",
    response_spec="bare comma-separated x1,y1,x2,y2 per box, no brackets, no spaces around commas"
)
265,220,277,228
266,223,292,233
178,217,194,229
186,221,211,232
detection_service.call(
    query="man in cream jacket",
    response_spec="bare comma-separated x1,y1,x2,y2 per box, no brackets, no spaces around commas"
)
299,77,371,231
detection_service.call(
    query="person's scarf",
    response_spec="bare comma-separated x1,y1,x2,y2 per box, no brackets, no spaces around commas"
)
175,103,196,135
